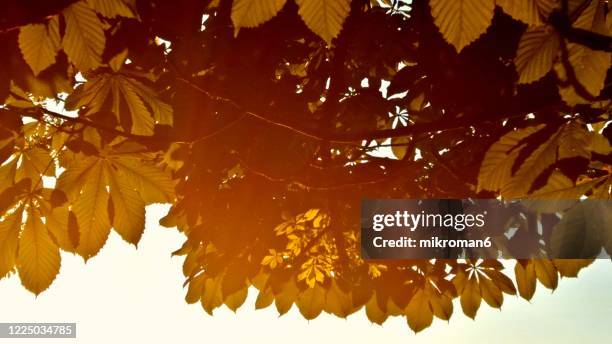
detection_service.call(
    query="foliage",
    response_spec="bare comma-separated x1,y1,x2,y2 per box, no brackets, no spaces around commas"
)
0,0,611,333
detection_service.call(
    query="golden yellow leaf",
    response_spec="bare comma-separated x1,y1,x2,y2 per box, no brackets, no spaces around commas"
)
201,275,223,315
72,161,111,259
365,293,388,325
109,49,129,72
482,269,516,295
502,123,589,198
533,259,558,290
391,136,410,160
496,0,557,26
110,155,175,203
553,259,594,277
224,287,248,312
117,77,155,135
296,284,325,319
479,276,503,308
524,172,606,212
515,260,536,300
15,147,55,184
515,26,560,84
43,206,78,252
56,156,99,200
427,284,453,320
124,77,173,126
459,276,481,319
477,125,545,192
275,278,299,315
0,207,24,278
0,159,18,192
88,0,135,18
296,0,351,44
323,280,353,318
590,131,612,155
255,288,275,309
18,17,61,76
185,273,205,304
429,0,495,52
105,161,146,245
558,122,592,159
16,212,61,295
62,1,106,71
231,0,287,32
405,288,433,333
65,73,173,135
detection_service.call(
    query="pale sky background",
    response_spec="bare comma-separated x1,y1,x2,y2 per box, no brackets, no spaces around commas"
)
0,204,611,344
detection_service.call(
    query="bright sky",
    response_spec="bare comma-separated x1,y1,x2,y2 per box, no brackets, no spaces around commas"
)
1,204,611,344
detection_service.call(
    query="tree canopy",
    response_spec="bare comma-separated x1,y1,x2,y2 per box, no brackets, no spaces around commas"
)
0,0,611,333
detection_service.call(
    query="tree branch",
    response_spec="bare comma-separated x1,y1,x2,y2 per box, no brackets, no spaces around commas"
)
20,107,159,145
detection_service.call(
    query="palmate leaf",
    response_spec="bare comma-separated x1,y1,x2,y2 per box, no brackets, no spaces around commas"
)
231,0,288,32
65,72,173,135
296,0,351,44
56,147,174,258
429,0,496,52
18,17,61,76
62,1,106,71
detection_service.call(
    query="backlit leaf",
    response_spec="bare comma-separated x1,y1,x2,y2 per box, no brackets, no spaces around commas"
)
497,0,558,26
18,17,61,76
296,284,325,320
110,156,175,204
478,125,545,192
429,0,496,52
0,207,24,279
231,0,287,32
88,0,135,18
296,0,351,44
459,276,481,319
16,212,61,295
105,161,146,245
405,288,433,333
72,161,111,259
515,260,537,300
515,26,560,84
534,259,558,290
62,1,106,71
365,293,388,325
